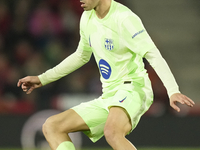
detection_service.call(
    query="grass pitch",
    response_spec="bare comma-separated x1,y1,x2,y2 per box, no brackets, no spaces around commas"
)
84,148,200,150
1,148,200,150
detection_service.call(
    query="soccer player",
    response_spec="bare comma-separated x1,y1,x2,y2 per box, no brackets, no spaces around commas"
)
17,0,195,150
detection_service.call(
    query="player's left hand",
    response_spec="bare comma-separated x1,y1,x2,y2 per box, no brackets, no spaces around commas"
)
170,93,195,112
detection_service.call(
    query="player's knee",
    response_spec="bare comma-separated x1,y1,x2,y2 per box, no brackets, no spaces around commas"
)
104,125,118,143
42,116,57,137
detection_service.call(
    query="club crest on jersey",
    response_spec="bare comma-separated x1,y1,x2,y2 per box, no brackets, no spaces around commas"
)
104,38,114,51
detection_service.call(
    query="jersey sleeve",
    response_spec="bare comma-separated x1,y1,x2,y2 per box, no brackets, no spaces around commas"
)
145,47,180,97
38,48,92,86
77,11,92,52
121,14,156,57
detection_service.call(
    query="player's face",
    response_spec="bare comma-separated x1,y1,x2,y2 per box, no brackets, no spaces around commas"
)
80,0,100,11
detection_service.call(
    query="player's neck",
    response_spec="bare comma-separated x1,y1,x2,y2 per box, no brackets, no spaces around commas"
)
94,0,111,19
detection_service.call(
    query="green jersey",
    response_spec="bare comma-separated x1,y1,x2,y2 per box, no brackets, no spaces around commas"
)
78,0,156,98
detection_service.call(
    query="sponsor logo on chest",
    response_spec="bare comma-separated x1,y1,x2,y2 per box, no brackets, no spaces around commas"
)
99,59,112,79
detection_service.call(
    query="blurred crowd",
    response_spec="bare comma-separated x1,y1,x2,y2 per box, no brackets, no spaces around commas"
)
0,0,182,116
0,0,102,114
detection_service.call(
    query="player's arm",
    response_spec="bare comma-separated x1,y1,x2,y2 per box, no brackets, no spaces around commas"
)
144,48,195,112
120,13,195,112
17,49,92,94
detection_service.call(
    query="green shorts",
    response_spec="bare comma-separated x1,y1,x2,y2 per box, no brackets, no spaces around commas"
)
72,83,153,142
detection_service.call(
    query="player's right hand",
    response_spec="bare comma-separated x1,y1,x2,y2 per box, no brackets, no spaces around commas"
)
17,76,42,94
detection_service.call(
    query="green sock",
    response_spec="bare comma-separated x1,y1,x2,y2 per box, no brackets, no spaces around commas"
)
56,141,76,150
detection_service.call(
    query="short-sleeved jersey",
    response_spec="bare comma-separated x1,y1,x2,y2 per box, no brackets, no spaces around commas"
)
78,0,156,98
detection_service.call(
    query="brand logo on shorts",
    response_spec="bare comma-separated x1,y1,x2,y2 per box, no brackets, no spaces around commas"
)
104,38,114,50
98,59,112,80
119,97,127,103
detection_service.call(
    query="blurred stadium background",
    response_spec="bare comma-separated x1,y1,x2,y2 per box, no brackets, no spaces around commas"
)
0,0,199,149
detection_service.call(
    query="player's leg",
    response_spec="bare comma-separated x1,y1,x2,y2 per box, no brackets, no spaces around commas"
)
42,109,89,150
104,106,137,150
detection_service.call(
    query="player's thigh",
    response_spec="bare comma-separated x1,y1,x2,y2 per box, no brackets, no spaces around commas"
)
44,109,89,133
104,106,132,135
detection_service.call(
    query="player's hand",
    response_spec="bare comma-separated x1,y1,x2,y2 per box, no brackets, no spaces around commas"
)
17,76,42,94
169,93,195,112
